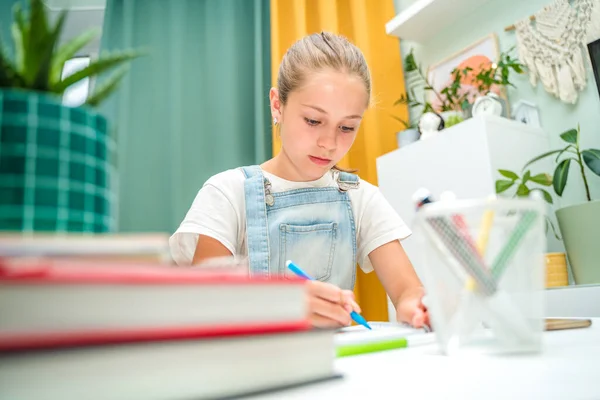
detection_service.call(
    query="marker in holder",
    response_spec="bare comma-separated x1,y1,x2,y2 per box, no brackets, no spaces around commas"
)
412,191,546,356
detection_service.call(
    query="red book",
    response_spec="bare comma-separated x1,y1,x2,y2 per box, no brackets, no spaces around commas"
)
0,257,301,284
0,258,307,336
0,322,335,400
0,320,312,352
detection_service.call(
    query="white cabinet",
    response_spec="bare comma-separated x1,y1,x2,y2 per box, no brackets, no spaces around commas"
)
376,115,562,321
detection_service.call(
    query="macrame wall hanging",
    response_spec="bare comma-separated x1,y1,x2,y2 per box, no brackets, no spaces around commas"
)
511,0,600,104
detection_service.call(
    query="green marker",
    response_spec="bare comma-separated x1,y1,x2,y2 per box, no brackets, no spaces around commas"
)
336,337,408,358
492,210,538,279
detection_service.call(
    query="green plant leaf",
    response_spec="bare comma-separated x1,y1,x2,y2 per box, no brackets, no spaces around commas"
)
11,25,24,73
21,0,51,85
11,3,29,73
0,58,18,87
553,159,571,196
404,48,418,72
32,9,67,90
523,149,563,170
49,28,99,86
530,173,552,186
498,169,519,180
545,216,562,241
394,94,421,109
85,65,129,107
495,179,515,194
582,149,600,176
29,0,49,39
534,188,554,204
555,145,576,163
0,37,23,87
51,50,142,94
516,183,530,196
522,170,531,184
394,94,410,106
560,128,578,144
391,115,410,130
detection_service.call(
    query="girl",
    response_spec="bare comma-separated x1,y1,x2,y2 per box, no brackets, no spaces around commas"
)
170,32,429,329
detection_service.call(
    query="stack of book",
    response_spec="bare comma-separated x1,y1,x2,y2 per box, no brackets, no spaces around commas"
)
0,232,173,263
0,234,339,399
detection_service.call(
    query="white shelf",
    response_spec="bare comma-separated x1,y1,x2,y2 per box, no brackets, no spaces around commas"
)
385,0,492,43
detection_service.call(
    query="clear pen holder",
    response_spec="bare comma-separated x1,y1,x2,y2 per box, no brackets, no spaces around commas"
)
414,198,546,356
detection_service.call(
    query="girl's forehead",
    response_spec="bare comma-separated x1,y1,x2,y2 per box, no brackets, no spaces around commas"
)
302,69,364,88
290,70,369,108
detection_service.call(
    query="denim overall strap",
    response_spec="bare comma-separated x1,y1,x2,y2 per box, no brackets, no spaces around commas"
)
337,171,359,190
336,170,359,269
241,166,270,276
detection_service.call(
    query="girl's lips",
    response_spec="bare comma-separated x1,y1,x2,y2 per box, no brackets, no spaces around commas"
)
309,156,331,166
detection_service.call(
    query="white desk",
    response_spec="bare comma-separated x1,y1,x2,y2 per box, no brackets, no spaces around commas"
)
254,318,600,399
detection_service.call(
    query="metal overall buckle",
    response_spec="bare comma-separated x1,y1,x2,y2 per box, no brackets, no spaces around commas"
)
264,178,275,206
337,173,360,192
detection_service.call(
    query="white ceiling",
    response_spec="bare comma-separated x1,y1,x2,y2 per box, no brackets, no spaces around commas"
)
43,0,106,10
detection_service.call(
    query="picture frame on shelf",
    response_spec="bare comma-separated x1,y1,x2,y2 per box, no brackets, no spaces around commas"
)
427,33,508,114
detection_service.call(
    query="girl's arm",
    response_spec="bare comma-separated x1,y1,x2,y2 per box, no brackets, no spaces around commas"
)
192,235,233,265
368,240,429,327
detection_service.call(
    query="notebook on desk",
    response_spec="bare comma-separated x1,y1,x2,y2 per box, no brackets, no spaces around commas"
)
0,323,340,400
335,322,432,346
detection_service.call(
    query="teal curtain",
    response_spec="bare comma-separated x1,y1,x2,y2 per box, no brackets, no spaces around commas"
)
100,0,271,233
0,0,16,57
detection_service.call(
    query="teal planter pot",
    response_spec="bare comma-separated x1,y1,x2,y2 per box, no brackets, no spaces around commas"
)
556,200,600,285
0,89,116,233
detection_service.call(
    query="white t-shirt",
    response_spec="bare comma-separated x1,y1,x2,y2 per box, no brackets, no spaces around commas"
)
169,167,412,273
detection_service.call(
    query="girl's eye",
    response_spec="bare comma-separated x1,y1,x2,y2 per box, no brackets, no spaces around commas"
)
340,126,355,133
304,118,321,126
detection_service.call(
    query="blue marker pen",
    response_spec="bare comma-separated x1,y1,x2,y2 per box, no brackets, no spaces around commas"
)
286,260,372,330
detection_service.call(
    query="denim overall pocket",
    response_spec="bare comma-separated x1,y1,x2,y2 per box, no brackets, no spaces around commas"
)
279,222,337,281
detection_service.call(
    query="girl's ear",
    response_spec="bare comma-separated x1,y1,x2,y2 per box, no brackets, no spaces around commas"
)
269,88,282,123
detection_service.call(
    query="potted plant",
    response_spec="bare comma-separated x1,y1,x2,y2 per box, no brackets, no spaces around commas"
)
392,49,424,147
496,126,600,284
494,168,560,239
391,115,420,148
441,47,525,118
494,166,569,287
393,48,523,144
392,48,441,147
0,0,141,233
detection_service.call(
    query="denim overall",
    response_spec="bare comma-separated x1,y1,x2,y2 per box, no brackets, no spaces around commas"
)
241,165,359,290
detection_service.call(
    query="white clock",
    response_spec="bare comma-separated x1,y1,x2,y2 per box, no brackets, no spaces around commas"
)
472,93,504,117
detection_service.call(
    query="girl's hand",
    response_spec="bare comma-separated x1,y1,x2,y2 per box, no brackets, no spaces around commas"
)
396,286,430,329
306,280,361,328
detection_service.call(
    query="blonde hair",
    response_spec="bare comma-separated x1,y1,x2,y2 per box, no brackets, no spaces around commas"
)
277,32,370,173
277,31,371,107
